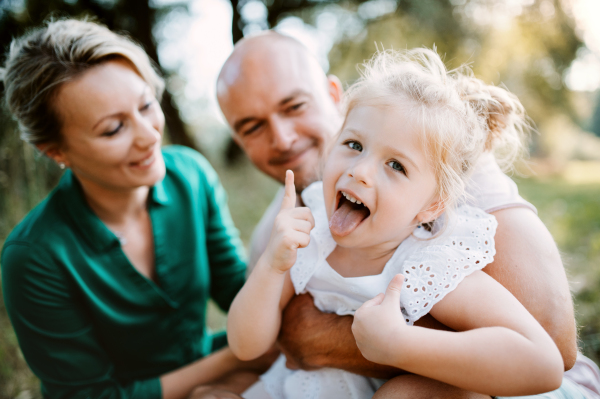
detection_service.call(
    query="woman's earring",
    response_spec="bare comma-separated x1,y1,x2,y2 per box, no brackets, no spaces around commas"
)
417,221,423,228
58,163,66,169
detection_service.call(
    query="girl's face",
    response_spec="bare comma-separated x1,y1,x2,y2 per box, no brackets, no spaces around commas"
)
48,59,166,192
322,104,440,251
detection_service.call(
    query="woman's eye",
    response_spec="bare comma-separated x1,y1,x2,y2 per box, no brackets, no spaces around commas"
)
347,141,363,152
102,122,123,137
140,100,153,111
387,160,406,174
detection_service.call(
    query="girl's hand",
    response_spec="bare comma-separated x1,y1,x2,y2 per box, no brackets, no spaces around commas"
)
262,170,315,273
352,274,408,365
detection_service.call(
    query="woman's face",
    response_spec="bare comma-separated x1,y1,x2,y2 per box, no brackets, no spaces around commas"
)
49,59,166,192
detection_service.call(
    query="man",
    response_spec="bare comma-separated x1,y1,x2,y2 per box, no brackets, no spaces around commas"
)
216,32,600,398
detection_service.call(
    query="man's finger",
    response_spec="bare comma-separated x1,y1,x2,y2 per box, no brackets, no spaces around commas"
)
281,170,296,210
381,274,404,310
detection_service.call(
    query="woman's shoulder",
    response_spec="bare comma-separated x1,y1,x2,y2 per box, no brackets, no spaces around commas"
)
1,191,67,277
162,145,212,172
3,186,67,248
161,145,219,189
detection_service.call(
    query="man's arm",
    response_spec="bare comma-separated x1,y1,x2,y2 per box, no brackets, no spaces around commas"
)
486,207,577,370
278,207,578,376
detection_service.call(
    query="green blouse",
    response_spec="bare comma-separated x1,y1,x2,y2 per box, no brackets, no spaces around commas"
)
1,146,247,399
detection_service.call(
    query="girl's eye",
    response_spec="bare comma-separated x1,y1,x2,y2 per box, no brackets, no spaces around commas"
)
346,141,363,152
387,160,406,174
102,122,123,137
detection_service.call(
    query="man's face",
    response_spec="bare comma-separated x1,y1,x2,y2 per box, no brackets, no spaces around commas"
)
218,47,343,191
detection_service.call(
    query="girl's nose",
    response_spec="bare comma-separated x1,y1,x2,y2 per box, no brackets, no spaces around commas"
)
348,158,375,187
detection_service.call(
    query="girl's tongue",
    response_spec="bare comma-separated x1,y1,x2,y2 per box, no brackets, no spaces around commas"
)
329,197,370,237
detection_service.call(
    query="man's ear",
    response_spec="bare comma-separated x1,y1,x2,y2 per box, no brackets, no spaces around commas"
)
417,198,446,225
327,74,343,109
36,143,69,167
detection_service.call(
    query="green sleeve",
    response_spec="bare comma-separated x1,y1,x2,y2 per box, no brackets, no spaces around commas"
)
192,153,247,312
1,243,163,399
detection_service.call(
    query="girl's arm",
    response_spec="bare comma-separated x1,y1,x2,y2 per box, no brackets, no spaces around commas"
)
352,271,564,397
227,171,314,361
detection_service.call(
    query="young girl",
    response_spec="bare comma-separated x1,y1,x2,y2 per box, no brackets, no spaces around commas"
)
228,48,563,399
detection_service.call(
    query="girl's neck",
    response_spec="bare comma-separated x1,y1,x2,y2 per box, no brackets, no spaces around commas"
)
327,243,399,278
76,174,150,226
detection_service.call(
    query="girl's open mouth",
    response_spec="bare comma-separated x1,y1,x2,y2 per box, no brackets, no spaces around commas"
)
329,190,371,237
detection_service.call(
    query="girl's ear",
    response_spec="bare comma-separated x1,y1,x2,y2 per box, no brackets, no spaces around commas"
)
417,199,446,224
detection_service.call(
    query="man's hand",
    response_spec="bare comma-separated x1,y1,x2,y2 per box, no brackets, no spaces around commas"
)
279,292,403,379
352,274,408,365
188,387,242,399
262,170,315,273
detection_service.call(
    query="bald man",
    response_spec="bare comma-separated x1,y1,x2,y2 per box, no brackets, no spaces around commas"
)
217,33,600,399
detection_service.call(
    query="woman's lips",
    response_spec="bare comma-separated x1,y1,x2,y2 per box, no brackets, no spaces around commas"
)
129,152,155,169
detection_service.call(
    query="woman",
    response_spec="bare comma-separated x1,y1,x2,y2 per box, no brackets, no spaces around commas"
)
1,19,264,399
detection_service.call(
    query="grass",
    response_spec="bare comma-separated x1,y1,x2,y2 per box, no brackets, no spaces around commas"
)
0,158,598,398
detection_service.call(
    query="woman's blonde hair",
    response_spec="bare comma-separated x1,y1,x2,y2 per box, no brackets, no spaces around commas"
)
1,18,164,146
343,48,530,212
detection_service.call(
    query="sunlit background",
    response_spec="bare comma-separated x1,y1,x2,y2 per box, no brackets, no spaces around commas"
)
1,0,600,397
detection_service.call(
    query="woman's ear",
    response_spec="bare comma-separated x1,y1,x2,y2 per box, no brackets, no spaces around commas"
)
417,199,446,224
36,143,69,168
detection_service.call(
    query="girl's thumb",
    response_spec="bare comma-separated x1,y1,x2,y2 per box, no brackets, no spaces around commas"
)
381,274,404,309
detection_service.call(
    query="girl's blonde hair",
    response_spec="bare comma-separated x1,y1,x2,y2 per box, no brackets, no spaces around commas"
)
344,48,530,212
1,18,164,147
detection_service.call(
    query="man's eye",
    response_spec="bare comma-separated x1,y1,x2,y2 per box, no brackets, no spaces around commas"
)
346,141,363,152
102,123,123,137
242,122,262,137
387,160,406,174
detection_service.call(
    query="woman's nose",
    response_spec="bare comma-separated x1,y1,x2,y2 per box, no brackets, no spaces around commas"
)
134,114,160,148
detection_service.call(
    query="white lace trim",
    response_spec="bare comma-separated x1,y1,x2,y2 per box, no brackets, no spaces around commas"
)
400,206,498,324
291,182,498,325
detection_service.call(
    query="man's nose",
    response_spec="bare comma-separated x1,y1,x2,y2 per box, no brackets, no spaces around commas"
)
349,157,375,187
269,116,297,151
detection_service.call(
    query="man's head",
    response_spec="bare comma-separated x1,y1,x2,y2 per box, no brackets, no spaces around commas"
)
217,32,344,191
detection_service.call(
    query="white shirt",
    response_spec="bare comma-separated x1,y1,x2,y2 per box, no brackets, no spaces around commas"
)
258,182,497,399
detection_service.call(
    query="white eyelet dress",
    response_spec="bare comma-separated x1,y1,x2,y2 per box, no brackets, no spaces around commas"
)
254,182,499,399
